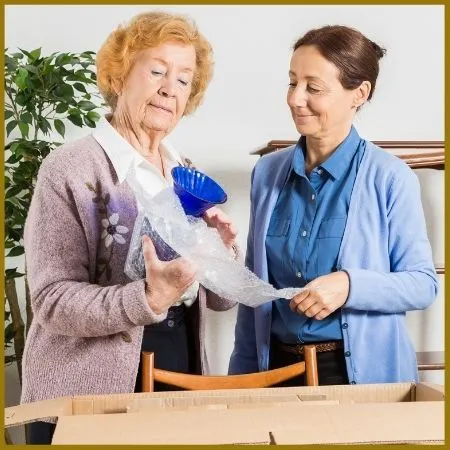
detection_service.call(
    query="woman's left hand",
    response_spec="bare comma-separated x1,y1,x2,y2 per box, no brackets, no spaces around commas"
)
289,271,350,320
202,206,238,251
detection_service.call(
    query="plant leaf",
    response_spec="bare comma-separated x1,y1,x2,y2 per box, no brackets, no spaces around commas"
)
54,119,66,138
6,120,18,136
86,111,100,122
55,103,68,114
18,122,29,138
24,64,38,74
73,82,87,93
68,107,81,116
67,114,83,127
5,323,15,344
7,246,25,257
78,100,96,111
83,115,96,128
30,47,42,60
55,53,72,66
5,268,25,279
20,112,33,124
15,67,28,90
5,185,24,198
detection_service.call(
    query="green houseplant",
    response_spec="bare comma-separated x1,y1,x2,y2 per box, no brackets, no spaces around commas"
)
4,47,104,384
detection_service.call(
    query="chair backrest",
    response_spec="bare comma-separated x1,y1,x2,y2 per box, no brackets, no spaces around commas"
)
141,345,318,392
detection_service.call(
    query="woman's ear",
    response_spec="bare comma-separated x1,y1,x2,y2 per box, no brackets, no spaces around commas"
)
353,81,371,108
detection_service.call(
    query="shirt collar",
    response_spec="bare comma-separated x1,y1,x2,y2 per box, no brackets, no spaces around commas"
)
292,139,307,178
320,126,361,180
92,115,183,183
292,126,361,180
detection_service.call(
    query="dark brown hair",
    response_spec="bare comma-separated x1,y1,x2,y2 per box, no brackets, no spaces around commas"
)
293,25,386,101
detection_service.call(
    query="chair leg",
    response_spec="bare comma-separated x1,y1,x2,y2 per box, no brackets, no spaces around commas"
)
303,345,319,386
141,351,155,392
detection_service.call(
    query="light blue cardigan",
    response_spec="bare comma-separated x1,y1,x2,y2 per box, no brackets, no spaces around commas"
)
229,141,438,384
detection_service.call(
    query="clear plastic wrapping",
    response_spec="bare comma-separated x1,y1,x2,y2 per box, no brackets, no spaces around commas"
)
125,187,304,308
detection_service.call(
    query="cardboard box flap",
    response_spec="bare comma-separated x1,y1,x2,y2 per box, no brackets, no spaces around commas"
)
5,397,72,428
128,395,340,413
72,382,414,404
51,401,444,445
126,393,325,413
270,402,444,445
52,413,271,445
5,382,443,432
415,382,445,401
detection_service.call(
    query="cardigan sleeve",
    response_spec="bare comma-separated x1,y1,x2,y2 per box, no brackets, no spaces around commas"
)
344,164,438,313
228,167,259,374
24,155,167,338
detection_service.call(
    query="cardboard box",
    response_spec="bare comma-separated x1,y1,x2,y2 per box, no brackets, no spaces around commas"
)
5,382,444,445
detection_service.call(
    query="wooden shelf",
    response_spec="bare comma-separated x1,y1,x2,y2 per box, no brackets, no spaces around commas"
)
251,140,445,170
416,351,445,371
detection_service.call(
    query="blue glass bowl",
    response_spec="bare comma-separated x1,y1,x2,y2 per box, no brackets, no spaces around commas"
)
171,166,227,217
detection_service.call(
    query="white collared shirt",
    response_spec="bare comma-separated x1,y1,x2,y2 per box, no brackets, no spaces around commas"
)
92,117,199,306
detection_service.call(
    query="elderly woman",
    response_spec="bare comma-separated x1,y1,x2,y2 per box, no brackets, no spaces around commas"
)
229,25,437,386
21,11,237,444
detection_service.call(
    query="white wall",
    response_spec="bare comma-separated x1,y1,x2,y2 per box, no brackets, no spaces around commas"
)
5,5,445,424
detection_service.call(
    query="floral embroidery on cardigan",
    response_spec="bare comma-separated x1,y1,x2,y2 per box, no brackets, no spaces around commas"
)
85,181,129,282
101,213,128,247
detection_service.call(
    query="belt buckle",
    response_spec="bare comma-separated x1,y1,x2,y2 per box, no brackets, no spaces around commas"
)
296,345,305,355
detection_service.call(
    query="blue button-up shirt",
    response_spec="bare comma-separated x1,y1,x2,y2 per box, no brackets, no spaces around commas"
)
266,126,365,344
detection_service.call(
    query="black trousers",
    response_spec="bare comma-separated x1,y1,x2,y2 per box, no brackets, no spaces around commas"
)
27,304,197,444
269,336,349,387
134,303,198,392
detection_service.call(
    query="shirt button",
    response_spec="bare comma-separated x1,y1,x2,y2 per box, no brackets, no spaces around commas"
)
317,169,323,175
296,272,302,278
167,319,175,328
311,194,315,201
344,351,351,357
301,230,307,237
121,332,132,343
342,323,348,329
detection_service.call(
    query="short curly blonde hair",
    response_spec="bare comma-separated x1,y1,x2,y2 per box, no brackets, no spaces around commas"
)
96,11,214,115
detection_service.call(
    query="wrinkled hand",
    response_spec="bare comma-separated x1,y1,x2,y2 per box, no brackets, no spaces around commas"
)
289,271,350,320
202,206,238,251
143,235,196,314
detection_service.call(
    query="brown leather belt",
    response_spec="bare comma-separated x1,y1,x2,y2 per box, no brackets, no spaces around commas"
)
276,340,344,355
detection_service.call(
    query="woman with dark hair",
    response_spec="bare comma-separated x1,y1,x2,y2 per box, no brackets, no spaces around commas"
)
229,25,437,386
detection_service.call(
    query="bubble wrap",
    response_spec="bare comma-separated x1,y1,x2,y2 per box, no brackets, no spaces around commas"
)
124,187,305,308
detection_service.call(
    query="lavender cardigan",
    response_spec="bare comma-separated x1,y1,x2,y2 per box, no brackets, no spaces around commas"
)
21,135,236,405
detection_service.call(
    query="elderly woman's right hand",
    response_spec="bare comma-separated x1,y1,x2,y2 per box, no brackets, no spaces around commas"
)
142,235,196,314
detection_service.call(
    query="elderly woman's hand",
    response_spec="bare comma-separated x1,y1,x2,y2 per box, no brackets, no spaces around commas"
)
202,206,238,253
143,235,196,314
289,271,350,320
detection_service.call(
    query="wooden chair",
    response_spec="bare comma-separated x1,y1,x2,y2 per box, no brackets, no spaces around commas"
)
141,346,319,392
